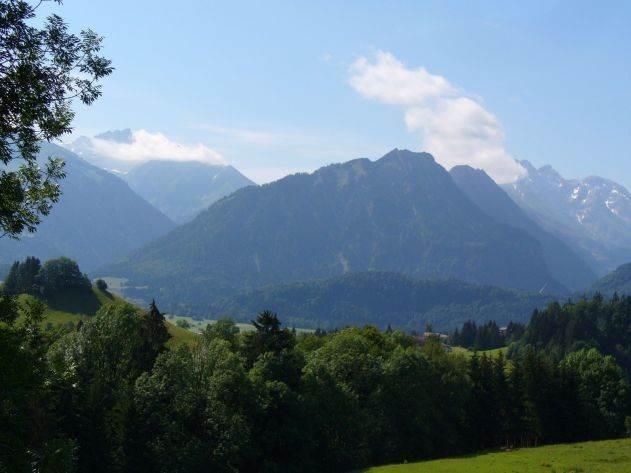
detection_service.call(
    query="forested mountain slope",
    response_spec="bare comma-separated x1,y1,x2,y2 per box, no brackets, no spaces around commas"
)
103,149,564,312
205,271,550,331
451,165,596,290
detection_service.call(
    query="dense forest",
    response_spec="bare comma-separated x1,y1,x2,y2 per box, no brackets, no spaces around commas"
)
450,320,525,350
124,271,551,331
2,282,631,472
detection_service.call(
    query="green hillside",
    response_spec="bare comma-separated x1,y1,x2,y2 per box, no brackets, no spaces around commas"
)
17,288,122,324
164,320,199,347
361,438,631,472
16,288,196,347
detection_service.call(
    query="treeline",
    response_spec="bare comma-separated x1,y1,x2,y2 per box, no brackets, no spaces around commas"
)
513,293,631,373
2,295,630,473
451,320,524,350
131,271,550,331
2,256,91,298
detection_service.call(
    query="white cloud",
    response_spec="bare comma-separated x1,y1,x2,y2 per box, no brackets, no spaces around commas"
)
349,51,526,184
350,51,456,106
89,129,225,165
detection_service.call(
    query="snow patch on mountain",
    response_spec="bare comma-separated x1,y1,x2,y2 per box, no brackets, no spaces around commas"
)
502,162,631,274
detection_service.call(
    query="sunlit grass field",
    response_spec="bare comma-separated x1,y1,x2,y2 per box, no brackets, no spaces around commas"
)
361,438,631,473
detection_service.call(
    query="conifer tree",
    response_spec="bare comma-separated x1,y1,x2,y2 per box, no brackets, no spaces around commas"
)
1,257,41,295
2,261,19,295
140,300,170,370
244,310,295,366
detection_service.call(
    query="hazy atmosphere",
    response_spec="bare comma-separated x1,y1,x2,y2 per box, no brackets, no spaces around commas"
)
3,2,631,472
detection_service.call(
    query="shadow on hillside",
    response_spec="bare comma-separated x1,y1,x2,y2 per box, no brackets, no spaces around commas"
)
46,288,101,316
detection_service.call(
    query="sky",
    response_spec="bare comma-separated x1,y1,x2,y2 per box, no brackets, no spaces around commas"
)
51,0,631,186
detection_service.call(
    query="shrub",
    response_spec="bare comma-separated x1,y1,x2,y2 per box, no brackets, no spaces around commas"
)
95,279,108,292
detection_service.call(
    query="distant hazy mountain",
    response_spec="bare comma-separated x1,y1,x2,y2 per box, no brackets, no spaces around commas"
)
67,129,135,173
450,165,596,290
592,263,631,296
68,129,255,222
502,161,631,275
102,149,564,313
124,160,254,223
0,143,175,271
205,271,551,331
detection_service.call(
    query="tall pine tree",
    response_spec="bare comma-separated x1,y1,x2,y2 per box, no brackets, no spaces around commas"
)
140,300,170,370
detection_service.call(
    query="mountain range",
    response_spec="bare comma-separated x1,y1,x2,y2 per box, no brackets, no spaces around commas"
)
124,160,254,223
503,161,631,275
5,138,631,329
68,129,136,172
67,129,255,222
0,143,175,270
450,165,596,290
101,149,568,314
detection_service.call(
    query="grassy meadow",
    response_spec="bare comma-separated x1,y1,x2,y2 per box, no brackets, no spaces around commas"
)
360,438,631,473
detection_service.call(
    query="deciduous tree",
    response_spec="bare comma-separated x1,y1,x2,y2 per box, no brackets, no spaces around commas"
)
0,0,112,238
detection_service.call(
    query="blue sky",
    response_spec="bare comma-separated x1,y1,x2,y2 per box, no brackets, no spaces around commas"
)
55,0,631,185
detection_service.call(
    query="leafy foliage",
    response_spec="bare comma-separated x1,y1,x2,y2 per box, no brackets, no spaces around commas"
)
0,0,112,238
37,256,91,298
3,296,631,472
95,279,108,291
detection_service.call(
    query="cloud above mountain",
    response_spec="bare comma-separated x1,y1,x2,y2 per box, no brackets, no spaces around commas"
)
349,51,526,184
85,129,225,165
